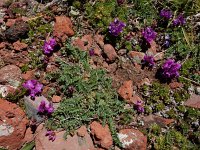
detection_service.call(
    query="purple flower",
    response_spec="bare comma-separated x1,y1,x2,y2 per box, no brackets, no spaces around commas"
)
173,14,186,26
38,100,54,116
117,0,125,5
160,9,172,19
143,55,155,67
45,130,56,142
108,18,126,36
162,59,181,79
135,100,144,113
142,27,157,43
89,48,95,56
38,100,46,113
23,80,43,98
43,38,57,55
67,85,76,95
47,103,54,114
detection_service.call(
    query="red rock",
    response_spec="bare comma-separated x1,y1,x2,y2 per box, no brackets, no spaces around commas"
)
94,34,104,48
184,94,200,109
72,38,85,50
77,125,87,137
169,82,183,89
81,34,93,50
108,63,117,73
118,129,147,150
0,99,29,150
118,80,133,103
52,95,61,103
128,51,145,62
154,52,164,61
142,115,174,128
22,70,35,80
0,18,4,24
90,121,113,149
103,44,118,62
0,65,21,85
6,19,16,27
0,0,9,7
13,40,28,51
94,45,101,56
102,61,109,69
22,127,34,144
46,64,58,73
147,41,157,55
0,42,6,49
53,16,74,43
72,34,93,51
35,125,94,150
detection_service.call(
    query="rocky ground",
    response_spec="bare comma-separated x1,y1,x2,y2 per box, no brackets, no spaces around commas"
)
0,0,200,150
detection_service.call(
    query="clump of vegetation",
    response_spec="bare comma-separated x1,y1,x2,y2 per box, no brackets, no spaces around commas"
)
46,43,126,146
142,82,170,114
85,0,127,31
153,129,196,149
27,17,52,43
141,81,200,148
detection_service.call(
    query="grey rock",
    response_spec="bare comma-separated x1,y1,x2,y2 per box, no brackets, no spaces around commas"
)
4,21,29,42
24,95,50,123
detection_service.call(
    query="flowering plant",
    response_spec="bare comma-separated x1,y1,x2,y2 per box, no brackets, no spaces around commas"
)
143,55,155,67
160,9,172,19
135,100,144,113
23,80,43,99
38,100,54,116
43,38,57,55
108,18,126,36
161,59,181,79
45,130,56,142
142,27,157,43
173,14,186,26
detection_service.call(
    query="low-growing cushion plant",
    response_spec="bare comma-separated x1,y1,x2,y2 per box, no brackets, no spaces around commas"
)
45,43,126,146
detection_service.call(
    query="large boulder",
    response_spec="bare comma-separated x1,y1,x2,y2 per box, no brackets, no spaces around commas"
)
0,99,29,150
35,125,94,150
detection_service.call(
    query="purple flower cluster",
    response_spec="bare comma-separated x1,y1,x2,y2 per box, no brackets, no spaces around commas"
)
43,38,57,55
160,9,172,19
143,55,155,67
23,80,43,99
38,100,54,116
45,130,56,142
173,14,186,26
142,27,157,43
162,59,181,79
108,18,126,36
135,100,144,113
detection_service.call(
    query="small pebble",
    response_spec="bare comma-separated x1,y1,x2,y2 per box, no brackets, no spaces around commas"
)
196,86,200,95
